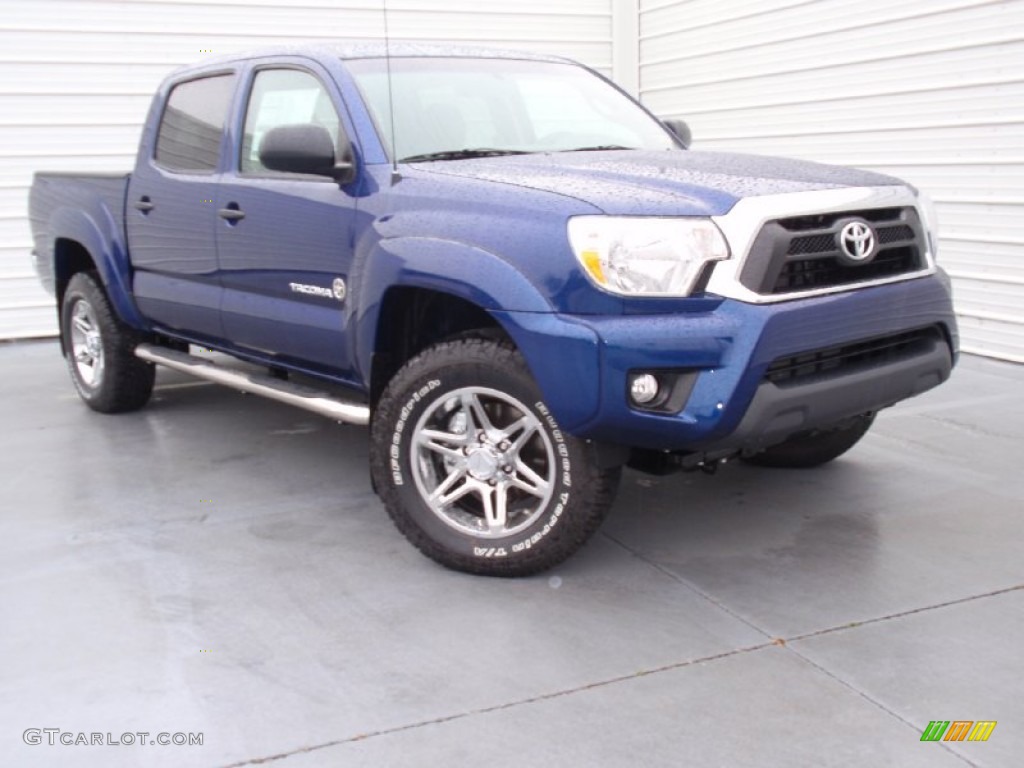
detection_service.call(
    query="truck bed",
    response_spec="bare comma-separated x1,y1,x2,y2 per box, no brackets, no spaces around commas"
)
29,172,130,296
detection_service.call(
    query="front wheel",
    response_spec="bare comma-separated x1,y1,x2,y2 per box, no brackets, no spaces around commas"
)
61,272,154,413
370,338,621,577
742,413,875,469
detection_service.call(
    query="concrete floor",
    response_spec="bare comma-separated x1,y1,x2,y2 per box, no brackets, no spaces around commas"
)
1,339,1021,768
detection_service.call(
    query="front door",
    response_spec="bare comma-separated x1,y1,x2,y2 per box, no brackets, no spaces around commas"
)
215,65,358,377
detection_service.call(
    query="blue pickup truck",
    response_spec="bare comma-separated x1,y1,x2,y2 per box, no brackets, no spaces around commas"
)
29,44,957,576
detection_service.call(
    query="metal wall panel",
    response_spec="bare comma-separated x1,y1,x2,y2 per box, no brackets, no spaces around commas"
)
0,0,613,339
640,0,1024,362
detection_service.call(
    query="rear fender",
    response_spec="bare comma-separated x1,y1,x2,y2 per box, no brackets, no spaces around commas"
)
49,206,146,328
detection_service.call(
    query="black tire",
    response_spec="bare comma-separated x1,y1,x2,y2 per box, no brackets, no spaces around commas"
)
61,271,155,413
370,338,621,577
742,413,875,469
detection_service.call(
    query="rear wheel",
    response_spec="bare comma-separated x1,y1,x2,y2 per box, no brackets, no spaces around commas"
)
742,413,875,469
370,338,621,576
61,272,154,413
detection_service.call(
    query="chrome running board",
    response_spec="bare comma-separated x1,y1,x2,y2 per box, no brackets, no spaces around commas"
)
135,343,370,426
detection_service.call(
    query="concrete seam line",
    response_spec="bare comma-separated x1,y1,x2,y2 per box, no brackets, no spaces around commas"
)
219,641,777,767
220,569,1020,766
600,530,776,640
786,582,1024,644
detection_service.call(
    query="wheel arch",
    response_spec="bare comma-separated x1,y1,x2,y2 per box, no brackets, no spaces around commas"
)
52,238,97,355
48,206,146,332
368,285,511,407
356,236,552,406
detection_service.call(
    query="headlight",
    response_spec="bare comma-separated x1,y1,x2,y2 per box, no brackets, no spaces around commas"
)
915,189,940,260
567,216,729,297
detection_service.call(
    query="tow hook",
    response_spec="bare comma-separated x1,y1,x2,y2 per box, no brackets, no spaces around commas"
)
627,449,734,476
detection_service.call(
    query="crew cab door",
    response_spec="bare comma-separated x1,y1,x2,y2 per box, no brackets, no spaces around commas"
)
215,64,359,377
127,73,236,339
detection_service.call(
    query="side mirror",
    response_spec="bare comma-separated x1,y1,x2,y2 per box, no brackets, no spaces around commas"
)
258,123,355,183
662,118,692,149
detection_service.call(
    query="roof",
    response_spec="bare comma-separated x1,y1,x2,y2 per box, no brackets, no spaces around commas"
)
169,41,574,79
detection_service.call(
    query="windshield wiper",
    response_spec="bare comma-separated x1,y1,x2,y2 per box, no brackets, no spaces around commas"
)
399,148,531,163
561,145,636,152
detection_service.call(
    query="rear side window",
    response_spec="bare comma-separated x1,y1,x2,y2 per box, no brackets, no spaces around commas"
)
155,75,236,172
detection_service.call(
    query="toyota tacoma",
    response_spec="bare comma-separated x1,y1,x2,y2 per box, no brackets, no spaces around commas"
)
29,44,957,576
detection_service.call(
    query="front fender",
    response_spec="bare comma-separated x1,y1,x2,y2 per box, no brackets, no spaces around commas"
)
49,206,146,328
353,236,605,431
359,235,551,311
353,235,551,375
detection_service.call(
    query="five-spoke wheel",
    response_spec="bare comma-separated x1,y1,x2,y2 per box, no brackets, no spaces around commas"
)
371,337,621,577
413,386,555,538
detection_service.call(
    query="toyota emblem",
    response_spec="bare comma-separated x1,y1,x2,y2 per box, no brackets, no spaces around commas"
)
838,220,876,263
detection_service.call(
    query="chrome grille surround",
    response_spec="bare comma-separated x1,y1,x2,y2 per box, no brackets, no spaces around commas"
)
707,186,936,304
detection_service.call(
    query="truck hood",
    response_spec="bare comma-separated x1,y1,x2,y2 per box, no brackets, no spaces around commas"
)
413,149,904,216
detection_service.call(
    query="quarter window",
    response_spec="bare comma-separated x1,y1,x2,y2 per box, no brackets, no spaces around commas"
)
154,75,235,172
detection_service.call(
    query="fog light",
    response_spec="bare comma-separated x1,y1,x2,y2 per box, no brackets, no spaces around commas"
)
630,373,660,405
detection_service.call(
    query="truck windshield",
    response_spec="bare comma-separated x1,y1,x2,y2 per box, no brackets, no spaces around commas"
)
346,57,677,163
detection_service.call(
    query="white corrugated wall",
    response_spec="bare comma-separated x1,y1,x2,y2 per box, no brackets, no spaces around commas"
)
0,0,614,339
639,0,1024,362
4,0,1022,363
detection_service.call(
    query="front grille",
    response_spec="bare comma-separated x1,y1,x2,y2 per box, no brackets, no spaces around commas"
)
740,206,926,295
773,206,903,232
878,224,915,244
776,245,918,293
788,233,834,255
764,326,942,386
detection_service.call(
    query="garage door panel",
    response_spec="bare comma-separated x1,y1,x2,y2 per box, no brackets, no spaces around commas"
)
957,315,1024,363
677,82,1024,140
0,0,615,340
640,0,1024,361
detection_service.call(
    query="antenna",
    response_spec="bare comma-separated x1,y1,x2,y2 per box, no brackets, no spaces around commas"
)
382,0,400,184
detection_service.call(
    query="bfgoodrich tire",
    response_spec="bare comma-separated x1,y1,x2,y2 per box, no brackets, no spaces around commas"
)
742,413,875,469
370,338,621,577
61,272,154,413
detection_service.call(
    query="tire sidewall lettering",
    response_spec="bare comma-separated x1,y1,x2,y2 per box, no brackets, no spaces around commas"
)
390,378,441,486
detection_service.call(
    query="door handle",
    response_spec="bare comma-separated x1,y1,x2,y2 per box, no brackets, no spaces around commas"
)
218,206,245,222
134,197,154,213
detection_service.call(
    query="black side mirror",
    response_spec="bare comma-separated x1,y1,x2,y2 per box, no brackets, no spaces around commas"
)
662,118,692,149
258,123,355,183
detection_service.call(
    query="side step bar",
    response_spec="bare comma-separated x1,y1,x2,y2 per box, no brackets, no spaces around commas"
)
135,343,370,426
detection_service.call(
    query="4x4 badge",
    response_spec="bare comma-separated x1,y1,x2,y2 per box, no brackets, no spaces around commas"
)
838,220,876,263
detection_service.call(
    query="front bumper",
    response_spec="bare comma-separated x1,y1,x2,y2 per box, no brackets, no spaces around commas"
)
496,271,958,452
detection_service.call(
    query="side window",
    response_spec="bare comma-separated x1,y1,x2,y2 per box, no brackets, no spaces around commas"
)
154,75,235,172
241,69,341,174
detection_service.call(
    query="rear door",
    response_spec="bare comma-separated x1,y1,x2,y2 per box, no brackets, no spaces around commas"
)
127,73,236,338
215,63,359,377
